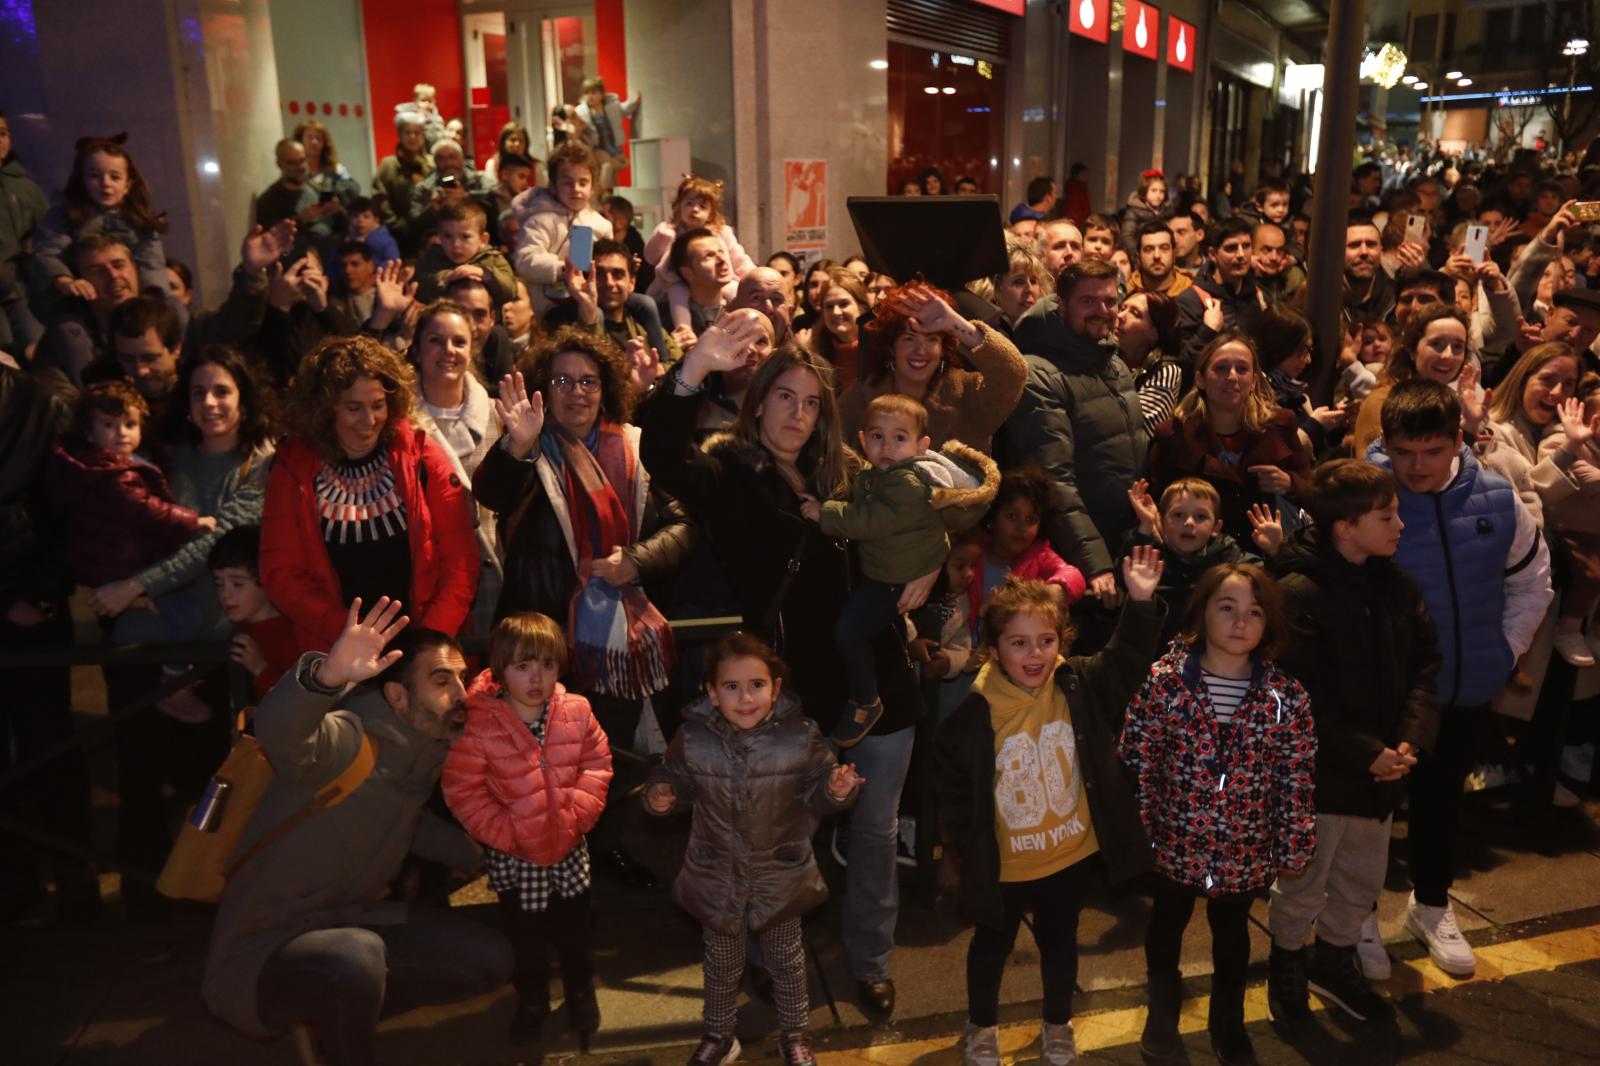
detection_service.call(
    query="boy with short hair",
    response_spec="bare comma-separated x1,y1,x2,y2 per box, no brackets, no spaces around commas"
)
1124,476,1271,642
1081,215,1120,262
209,525,298,702
490,152,536,219
800,394,999,745
346,196,399,268
1267,459,1441,1024
512,140,615,314
416,199,517,307
1371,380,1552,977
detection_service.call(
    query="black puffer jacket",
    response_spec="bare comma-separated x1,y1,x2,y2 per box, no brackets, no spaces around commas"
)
0,365,72,608
646,690,854,934
470,426,695,623
996,314,1148,579
935,601,1164,929
1174,270,1267,361
1122,529,1258,643
1119,192,1166,257
1273,528,1442,818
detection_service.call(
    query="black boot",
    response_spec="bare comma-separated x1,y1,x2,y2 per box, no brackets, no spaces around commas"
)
1306,939,1394,1022
1267,945,1312,1025
566,987,601,1053
507,999,550,1047
1140,967,1187,1064
1207,980,1257,1066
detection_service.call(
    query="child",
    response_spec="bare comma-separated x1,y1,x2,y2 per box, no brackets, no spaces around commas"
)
1266,460,1440,1025
208,525,298,702
1121,563,1316,1066
1334,315,1386,404
48,381,212,592
1540,388,1600,667
935,552,1166,1066
969,468,1086,627
512,140,614,314
32,134,168,298
442,613,613,1049
1081,214,1120,262
908,528,984,722
801,394,999,745
644,632,861,1066
393,81,446,147
1124,476,1271,642
345,196,400,268
643,176,756,331
416,199,517,306
1371,380,1551,977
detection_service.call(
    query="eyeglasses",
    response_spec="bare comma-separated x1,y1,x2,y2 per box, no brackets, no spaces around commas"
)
552,374,602,395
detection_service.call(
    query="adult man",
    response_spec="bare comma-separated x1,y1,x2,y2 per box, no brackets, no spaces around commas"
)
1488,287,1600,387
256,140,315,232
445,275,515,383
1039,220,1084,279
1009,176,1056,231
996,259,1147,596
326,241,380,335
1251,221,1304,302
1128,221,1192,298
1175,217,1264,357
104,294,181,407
1342,213,1394,321
1351,162,1382,209
548,238,673,365
408,139,485,237
1392,269,1452,332
1168,210,1205,277
575,76,641,192
204,601,512,1062
663,227,733,349
502,279,537,359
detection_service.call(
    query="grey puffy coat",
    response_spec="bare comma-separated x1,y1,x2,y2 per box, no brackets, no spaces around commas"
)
645,691,854,935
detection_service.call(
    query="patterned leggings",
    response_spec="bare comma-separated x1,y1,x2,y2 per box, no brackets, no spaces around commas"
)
703,918,808,1033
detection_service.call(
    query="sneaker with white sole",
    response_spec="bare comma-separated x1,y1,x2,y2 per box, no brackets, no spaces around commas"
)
1356,910,1391,981
1041,1020,1077,1065
963,1023,1001,1066
1404,893,1476,976
1555,630,1598,668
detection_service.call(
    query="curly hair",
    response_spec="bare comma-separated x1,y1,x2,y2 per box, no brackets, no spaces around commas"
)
286,335,415,460
980,576,1077,657
292,119,339,171
1172,332,1279,433
521,325,634,426
671,175,728,229
165,344,279,460
985,465,1059,547
862,281,963,385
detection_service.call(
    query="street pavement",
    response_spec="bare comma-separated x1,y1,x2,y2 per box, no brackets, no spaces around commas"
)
8,788,1600,1065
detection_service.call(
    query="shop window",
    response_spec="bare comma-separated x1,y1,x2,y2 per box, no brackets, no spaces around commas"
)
886,40,1006,194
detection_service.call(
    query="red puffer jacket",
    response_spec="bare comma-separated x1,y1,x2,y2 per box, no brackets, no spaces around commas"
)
260,421,480,651
442,670,613,865
47,440,202,587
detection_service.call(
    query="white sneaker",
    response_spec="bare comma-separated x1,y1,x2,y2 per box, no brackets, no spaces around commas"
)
1356,911,1391,980
1405,893,1476,976
1554,782,1583,808
962,1023,1001,1066
1041,1020,1077,1065
1555,630,1598,668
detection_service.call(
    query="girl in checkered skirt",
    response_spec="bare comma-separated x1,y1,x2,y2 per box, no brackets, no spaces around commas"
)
442,613,613,1051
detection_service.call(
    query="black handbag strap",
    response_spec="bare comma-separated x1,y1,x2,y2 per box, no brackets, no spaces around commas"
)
758,525,811,644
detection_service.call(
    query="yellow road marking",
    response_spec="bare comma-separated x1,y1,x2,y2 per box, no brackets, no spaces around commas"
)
816,922,1600,1064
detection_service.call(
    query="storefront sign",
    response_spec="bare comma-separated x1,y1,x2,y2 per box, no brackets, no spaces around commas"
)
784,160,828,252
1123,0,1159,60
1069,0,1110,43
969,0,1025,14
1167,15,1195,72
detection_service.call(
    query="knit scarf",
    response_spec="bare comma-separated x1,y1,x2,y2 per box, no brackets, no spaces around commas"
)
540,422,675,699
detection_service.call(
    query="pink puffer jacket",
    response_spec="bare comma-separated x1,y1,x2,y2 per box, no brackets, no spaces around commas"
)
442,670,613,865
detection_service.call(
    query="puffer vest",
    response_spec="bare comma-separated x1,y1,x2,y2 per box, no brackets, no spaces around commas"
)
1379,445,1518,707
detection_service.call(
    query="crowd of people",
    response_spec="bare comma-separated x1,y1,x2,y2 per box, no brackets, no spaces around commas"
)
2,97,1599,1066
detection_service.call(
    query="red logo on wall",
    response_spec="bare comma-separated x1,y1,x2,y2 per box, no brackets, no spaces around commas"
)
1069,0,1110,42
969,0,1025,14
1167,15,1196,71
1123,0,1159,59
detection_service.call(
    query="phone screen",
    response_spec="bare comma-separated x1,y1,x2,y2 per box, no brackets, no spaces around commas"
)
1464,224,1488,264
569,224,594,273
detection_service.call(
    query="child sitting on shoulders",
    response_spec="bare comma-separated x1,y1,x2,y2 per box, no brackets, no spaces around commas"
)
800,393,999,745
442,612,613,1051
32,134,169,299
644,632,861,1066
643,176,756,331
415,199,518,307
208,525,298,702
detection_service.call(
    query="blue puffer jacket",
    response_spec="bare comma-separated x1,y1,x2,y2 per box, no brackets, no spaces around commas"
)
1368,442,1517,707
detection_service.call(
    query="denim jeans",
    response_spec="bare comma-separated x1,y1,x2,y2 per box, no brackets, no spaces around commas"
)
838,724,916,982
257,906,513,1066
836,578,905,707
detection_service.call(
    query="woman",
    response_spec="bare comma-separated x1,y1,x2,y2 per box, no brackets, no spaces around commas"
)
407,301,504,635
472,326,692,887
483,121,535,183
1116,289,1186,434
792,258,837,334
1120,170,1168,256
1147,332,1312,539
372,112,434,235
293,119,359,206
1249,302,1348,454
639,311,932,1021
969,236,1048,339
839,281,1025,453
805,267,871,391
766,251,802,316
260,335,479,651
919,167,946,196
1352,305,1487,457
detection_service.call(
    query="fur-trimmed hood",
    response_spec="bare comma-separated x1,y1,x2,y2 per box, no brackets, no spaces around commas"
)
913,438,1000,530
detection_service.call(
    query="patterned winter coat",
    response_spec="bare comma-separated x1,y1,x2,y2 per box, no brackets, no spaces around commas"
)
1119,644,1317,896
442,671,612,866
